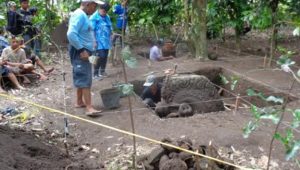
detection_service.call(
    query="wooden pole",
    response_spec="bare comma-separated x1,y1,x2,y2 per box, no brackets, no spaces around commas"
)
234,94,240,114
121,1,137,169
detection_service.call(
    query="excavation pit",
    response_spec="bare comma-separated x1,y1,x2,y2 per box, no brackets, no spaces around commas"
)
130,66,297,118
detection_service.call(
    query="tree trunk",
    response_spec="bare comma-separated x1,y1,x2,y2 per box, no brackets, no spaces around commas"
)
268,23,277,67
184,0,189,40
268,0,279,67
189,0,208,59
235,27,241,53
198,0,208,59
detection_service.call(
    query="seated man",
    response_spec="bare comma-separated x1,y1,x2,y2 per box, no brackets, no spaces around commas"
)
141,75,162,108
19,38,54,75
0,60,25,92
149,40,174,62
1,36,46,83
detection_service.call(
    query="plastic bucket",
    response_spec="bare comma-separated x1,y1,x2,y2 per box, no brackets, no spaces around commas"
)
100,88,121,109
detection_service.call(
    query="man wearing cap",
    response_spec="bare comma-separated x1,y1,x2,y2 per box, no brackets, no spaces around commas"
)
141,75,162,108
6,1,23,36
18,0,37,49
67,0,104,116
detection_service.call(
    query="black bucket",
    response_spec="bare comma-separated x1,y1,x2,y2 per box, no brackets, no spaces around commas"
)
100,88,121,109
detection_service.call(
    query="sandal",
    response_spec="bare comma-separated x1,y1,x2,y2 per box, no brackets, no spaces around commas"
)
85,110,102,117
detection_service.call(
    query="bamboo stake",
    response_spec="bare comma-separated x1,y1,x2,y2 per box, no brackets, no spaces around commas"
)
234,94,240,114
121,1,137,169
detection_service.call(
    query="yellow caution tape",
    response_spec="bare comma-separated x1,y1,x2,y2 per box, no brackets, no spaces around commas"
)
0,93,252,170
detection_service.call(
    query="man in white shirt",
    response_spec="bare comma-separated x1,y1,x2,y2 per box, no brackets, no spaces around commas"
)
149,40,174,61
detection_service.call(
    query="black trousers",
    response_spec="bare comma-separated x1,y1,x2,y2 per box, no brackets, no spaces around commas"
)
94,49,109,76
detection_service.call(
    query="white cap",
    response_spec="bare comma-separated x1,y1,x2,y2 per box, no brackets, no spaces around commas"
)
81,0,105,5
8,1,16,7
143,75,156,87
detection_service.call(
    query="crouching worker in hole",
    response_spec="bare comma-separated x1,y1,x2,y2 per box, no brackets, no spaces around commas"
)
141,75,162,109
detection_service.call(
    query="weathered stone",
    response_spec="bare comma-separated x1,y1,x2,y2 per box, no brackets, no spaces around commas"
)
155,101,171,118
161,138,178,153
166,112,180,118
144,163,155,170
169,152,179,159
178,103,194,117
159,155,169,169
177,137,193,150
178,152,193,161
160,158,188,170
160,75,224,116
147,147,166,166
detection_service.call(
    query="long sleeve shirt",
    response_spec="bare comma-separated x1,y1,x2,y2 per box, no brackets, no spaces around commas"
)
90,12,112,50
67,8,94,52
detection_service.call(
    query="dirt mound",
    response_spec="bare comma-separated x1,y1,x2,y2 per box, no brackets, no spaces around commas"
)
0,126,72,170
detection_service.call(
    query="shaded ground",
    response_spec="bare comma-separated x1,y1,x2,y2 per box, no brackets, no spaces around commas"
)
0,29,300,169
0,126,74,170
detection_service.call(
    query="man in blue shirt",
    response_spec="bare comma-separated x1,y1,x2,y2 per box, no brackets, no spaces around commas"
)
90,2,112,80
67,0,104,116
0,29,9,56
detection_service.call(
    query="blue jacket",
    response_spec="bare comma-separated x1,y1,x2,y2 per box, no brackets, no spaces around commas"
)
0,36,9,55
90,11,112,50
113,4,127,30
67,9,94,52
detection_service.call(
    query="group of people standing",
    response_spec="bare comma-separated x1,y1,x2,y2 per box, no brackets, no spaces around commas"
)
6,0,40,55
67,0,128,116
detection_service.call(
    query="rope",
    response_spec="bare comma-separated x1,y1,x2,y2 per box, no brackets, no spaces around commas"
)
0,93,251,170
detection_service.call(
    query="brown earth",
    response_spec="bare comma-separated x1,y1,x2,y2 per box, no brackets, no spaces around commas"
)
0,29,300,169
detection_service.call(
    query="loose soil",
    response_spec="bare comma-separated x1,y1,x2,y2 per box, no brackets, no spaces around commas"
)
0,126,94,170
0,29,300,169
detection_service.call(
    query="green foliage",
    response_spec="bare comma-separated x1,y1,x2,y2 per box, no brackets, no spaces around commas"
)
219,74,239,90
247,89,284,104
121,83,134,96
128,0,183,36
291,109,300,128
230,76,239,91
243,6,272,29
121,46,137,68
219,74,229,85
293,27,300,36
243,120,259,138
277,47,296,72
275,130,300,161
244,54,300,161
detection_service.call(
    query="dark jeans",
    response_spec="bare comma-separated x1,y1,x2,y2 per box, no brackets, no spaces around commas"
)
94,49,109,76
23,34,34,50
